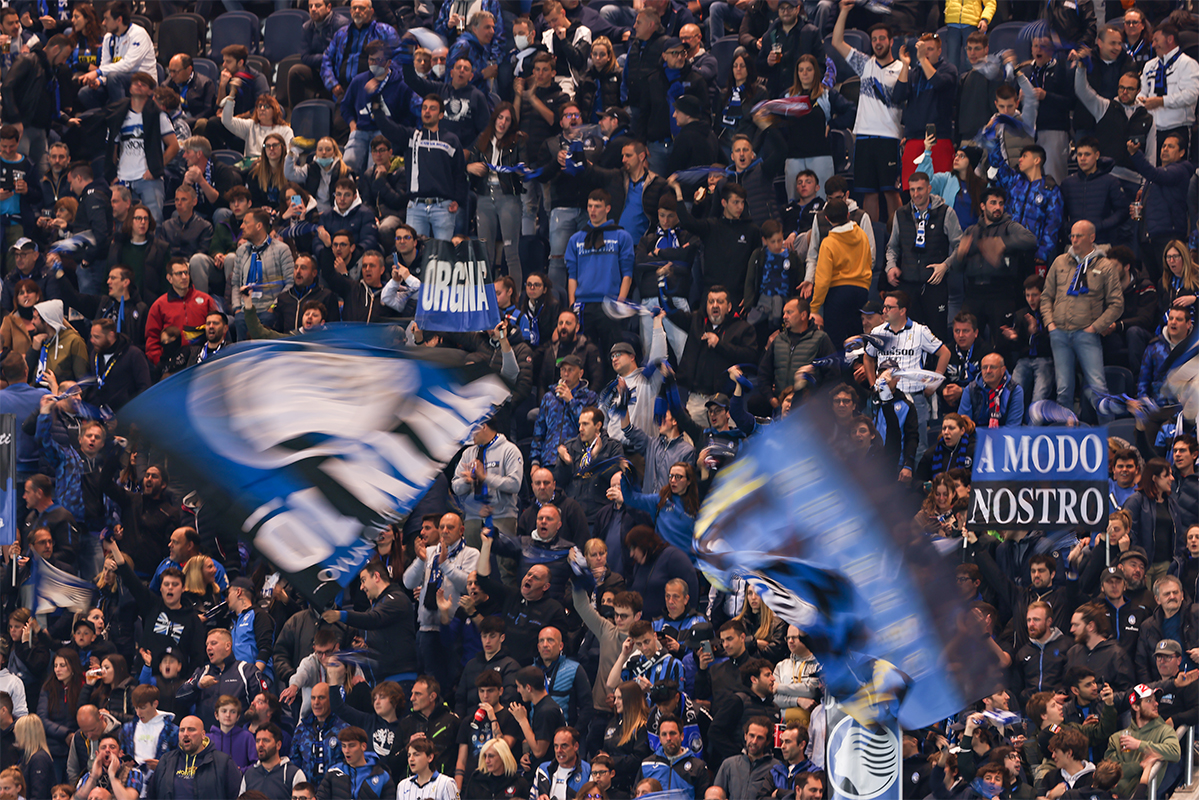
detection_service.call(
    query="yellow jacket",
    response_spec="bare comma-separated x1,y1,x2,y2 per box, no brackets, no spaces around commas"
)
943,0,995,28
813,222,872,312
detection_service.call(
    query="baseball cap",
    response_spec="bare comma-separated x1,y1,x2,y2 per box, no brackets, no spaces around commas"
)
559,354,584,370
10,237,37,253
861,300,883,315
705,394,730,409
1155,639,1183,656
1118,547,1149,568
610,342,635,357
1101,566,1125,582
1128,683,1163,706
661,36,684,52
777,0,799,6
230,577,254,592
600,106,630,127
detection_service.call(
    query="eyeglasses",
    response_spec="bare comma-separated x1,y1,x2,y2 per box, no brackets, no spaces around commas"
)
832,398,854,405
881,304,899,311
612,612,631,620
668,474,687,481
526,280,543,287
563,112,581,119
590,768,611,777
264,142,282,149
396,233,414,241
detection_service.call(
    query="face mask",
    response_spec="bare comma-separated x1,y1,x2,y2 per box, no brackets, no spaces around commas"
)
369,64,387,79
432,64,445,78
314,157,335,169
514,35,530,50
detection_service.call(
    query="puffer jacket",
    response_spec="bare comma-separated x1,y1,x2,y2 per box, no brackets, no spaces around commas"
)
531,381,598,468
943,0,996,27
1059,158,1130,244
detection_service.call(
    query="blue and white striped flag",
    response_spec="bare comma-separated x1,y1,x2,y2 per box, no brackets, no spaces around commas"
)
118,326,512,607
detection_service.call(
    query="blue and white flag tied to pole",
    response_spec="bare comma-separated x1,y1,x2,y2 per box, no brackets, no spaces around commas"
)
691,402,997,729
119,327,511,607
968,426,1108,531
416,238,501,333
0,414,14,547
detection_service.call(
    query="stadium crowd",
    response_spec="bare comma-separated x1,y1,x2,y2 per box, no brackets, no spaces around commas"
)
0,0,1195,798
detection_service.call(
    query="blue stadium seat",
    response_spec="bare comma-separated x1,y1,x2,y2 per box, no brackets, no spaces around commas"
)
211,149,243,167
263,9,309,62
987,21,1030,61
192,57,219,84
291,99,335,141
209,11,260,59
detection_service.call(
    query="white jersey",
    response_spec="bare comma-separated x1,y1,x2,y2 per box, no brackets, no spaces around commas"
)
866,320,944,395
845,49,904,139
397,771,459,800
98,23,157,82
116,108,174,182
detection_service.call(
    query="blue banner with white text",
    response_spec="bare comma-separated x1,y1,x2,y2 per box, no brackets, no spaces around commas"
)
415,238,501,333
968,426,1108,531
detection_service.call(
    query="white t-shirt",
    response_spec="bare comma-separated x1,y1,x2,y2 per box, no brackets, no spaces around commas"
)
866,319,944,394
845,49,904,139
550,765,573,800
117,108,174,182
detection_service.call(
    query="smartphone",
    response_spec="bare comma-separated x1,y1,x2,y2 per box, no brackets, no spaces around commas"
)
290,194,303,209
925,123,938,139
700,641,713,657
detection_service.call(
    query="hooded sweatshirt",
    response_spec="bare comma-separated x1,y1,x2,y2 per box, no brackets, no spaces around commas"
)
812,221,872,312
316,193,379,254
32,299,88,383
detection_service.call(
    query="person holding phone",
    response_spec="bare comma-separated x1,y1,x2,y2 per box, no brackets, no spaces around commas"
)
894,33,959,187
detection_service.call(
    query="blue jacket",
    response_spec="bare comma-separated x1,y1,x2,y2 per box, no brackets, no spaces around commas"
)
1122,489,1186,565
958,375,1025,429
531,759,590,800
566,223,635,304
984,134,1063,263
340,62,416,132
321,21,400,92
621,476,696,558
1059,158,1130,244
531,383,598,468
537,653,593,731
35,412,90,524
120,712,178,765
447,30,492,93
232,605,275,681
1137,331,1192,401
316,195,379,255
638,749,709,799
435,0,507,63
290,712,349,784
1130,149,1195,240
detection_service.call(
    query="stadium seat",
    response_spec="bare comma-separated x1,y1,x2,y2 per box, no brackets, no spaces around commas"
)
1105,366,1135,397
291,99,335,141
209,11,260,59
840,29,871,54
272,54,303,99
248,54,272,85
263,9,310,62
157,14,205,64
824,37,861,84
828,129,854,177
211,149,243,167
837,76,859,105
132,14,154,37
987,21,1030,60
711,35,740,88
192,57,219,84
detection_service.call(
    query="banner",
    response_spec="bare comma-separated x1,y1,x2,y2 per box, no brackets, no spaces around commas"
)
119,326,511,607
0,414,13,547
415,238,501,333
29,553,97,615
691,403,998,729
968,426,1108,531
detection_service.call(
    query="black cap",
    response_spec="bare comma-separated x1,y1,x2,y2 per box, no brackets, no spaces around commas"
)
600,106,630,127
1102,566,1125,582
777,0,799,6
230,577,254,592
673,93,704,121
661,36,684,52
560,354,584,370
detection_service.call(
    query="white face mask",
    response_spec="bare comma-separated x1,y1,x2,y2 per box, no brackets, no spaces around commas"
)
432,64,446,78
370,64,387,79
514,34,530,50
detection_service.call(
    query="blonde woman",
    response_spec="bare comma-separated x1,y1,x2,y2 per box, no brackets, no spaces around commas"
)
284,136,354,213
602,681,651,791
222,94,293,162
0,767,24,800
13,715,52,800
463,738,530,798
182,556,225,625
734,584,788,662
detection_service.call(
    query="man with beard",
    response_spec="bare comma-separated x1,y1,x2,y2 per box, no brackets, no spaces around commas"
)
713,717,780,800
53,265,147,355
1091,561,1151,654
537,309,604,397
965,534,1077,650
531,355,599,470
1148,640,1199,728
147,715,243,799
185,311,232,367
1066,602,1137,698
638,715,709,798
85,318,149,410
273,254,339,333
240,724,306,798
1103,685,1181,797
1013,601,1069,704
677,287,757,429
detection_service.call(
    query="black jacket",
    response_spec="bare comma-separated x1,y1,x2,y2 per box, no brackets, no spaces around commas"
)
678,311,757,395
87,332,151,410
148,743,243,800
676,198,759,308
0,47,65,129
634,66,709,144
340,582,418,679
1134,604,1198,684
463,769,531,800
755,20,821,97
73,179,112,265
1060,159,1129,244
316,758,396,800
274,281,341,331
53,276,148,353
166,71,217,124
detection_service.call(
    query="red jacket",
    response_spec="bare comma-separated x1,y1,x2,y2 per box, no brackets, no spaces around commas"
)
145,286,219,364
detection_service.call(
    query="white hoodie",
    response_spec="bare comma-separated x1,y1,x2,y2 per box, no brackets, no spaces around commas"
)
132,710,175,768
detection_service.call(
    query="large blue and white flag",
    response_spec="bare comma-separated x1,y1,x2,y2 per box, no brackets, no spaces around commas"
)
415,238,501,333
691,401,998,729
119,326,511,607
28,553,97,615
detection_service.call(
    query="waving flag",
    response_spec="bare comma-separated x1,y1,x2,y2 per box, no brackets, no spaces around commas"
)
416,238,502,333
690,400,998,729
29,553,97,615
119,326,511,607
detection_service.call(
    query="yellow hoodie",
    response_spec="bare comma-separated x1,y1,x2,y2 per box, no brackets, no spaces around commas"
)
813,222,873,313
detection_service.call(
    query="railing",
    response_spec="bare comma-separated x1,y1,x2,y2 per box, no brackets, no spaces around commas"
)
1148,725,1196,800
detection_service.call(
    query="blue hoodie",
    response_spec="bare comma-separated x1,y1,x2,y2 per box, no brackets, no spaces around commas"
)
341,62,417,132
565,221,635,304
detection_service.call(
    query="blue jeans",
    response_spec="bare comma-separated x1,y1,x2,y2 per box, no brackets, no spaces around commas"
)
407,198,456,241
647,141,671,179
708,2,746,41
127,177,166,224
1012,357,1055,420
940,23,974,75
342,129,374,176
79,532,105,585
599,4,638,28
78,73,132,109
1049,328,1109,420
549,206,585,291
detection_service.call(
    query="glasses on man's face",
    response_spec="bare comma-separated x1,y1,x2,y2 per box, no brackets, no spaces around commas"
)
373,148,390,155
170,271,189,279
833,397,854,406
563,112,581,120
882,304,899,311
397,233,414,241
613,611,631,620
